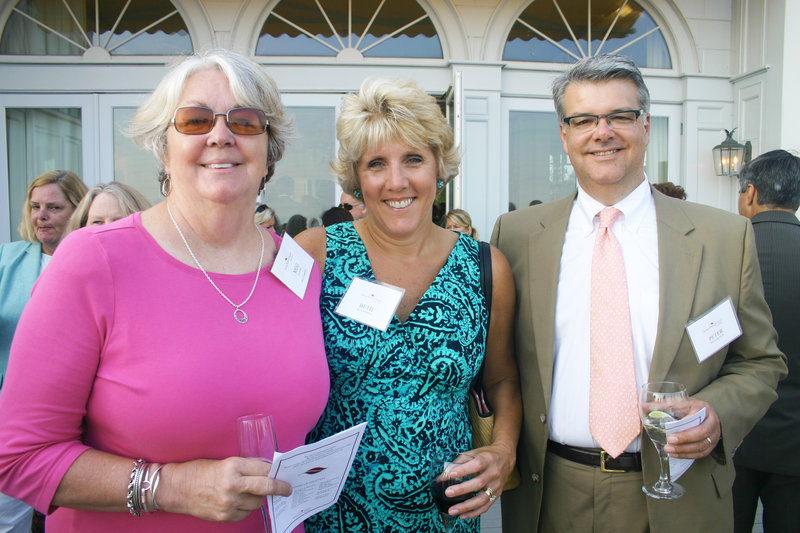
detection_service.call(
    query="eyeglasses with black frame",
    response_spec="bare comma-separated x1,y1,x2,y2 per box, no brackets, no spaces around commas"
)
171,106,269,135
562,109,644,132
338,202,364,211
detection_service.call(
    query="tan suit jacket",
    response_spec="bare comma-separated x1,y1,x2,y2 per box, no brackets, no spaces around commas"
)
491,188,786,533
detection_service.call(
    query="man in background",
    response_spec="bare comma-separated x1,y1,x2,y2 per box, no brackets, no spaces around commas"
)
734,149,800,533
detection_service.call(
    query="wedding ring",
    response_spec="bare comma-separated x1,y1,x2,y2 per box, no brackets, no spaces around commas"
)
484,486,497,503
705,436,713,446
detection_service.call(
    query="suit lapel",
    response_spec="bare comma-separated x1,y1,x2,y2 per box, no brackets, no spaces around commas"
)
529,194,574,404
649,192,703,381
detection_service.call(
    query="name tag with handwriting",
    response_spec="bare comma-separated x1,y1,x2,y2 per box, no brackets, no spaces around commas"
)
335,277,404,331
685,297,742,363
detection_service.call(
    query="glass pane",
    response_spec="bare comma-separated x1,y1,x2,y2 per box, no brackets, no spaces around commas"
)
0,0,84,54
261,107,336,231
508,111,575,209
257,0,442,59
362,18,442,59
645,116,669,183
6,108,82,240
0,0,192,55
112,107,161,206
503,0,671,69
97,0,191,55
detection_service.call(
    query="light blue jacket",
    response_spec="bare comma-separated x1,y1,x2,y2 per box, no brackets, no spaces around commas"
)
0,240,43,387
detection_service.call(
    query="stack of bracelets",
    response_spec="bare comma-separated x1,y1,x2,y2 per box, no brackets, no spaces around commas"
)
126,458,163,516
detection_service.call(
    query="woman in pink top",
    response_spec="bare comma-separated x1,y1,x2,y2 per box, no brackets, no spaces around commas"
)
0,50,329,532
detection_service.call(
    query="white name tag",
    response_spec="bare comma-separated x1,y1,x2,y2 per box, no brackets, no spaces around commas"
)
685,297,742,363
335,276,404,331
270,234,314,299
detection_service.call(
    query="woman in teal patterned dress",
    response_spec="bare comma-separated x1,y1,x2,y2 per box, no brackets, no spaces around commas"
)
296,78,521,532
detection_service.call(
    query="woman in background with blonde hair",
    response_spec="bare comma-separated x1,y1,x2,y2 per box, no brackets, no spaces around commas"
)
68,181,151,231
445,209,479,240
0,169,87,532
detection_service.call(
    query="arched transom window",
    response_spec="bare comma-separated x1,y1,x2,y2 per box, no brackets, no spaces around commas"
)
257,0,442,59
504,0,671,68
0,0,192,57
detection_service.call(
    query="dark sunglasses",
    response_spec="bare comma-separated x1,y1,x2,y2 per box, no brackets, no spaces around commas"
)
171,106,269,135
339,202,364,211
255,204,269,213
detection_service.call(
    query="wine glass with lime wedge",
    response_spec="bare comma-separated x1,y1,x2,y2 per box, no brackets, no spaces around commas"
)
639,381,689,499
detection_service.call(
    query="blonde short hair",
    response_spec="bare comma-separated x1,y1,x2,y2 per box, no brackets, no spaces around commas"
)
332,78,460,194
446,208,479,240
129,49,292,186
254,205,276,226
18,170,88,242
67,181,152,232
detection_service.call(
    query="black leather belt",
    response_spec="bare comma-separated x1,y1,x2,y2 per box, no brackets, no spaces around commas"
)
547,440,642,472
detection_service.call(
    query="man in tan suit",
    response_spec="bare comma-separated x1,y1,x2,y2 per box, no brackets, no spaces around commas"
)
492,54,786,532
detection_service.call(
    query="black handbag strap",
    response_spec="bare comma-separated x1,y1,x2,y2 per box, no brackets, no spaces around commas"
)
472,241,493,413
478,241,492,322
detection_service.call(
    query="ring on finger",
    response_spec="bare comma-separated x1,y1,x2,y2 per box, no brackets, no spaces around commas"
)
705,436,713,446
483,486,497,503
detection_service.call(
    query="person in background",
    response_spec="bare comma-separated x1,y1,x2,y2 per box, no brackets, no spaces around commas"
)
445,208,479,240
528,200,542,206
652,181,687,200
320,206,353,227
493,54,785,533
734,149,800,533
0,169,87,533
254,203,279,231
296,77,521,533
284,213,307,237
0,49,329,532
67,181,151,232
338,191,366,220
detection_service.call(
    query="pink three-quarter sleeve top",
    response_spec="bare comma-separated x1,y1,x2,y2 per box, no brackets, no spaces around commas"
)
0,213,329,532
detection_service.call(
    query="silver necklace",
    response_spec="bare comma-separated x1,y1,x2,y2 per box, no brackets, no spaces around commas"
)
167,203,265,324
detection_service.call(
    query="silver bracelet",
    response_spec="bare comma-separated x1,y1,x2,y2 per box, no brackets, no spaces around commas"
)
126,459,146,517
140,463,162,514
150,464,163,511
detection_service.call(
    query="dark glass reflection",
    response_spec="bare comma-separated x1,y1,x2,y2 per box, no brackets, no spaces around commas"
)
0,0,192,55
503,0,671,69
257,0,442,58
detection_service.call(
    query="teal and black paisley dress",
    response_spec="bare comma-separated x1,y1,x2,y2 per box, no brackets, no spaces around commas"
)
305,222,487,533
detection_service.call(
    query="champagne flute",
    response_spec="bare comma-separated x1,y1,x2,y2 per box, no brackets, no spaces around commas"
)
237,414,278,533
639,381,689,499
430,454,474,532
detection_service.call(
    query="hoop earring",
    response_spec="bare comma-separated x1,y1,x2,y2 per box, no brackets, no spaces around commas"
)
353,189,362,198
160,174,171,197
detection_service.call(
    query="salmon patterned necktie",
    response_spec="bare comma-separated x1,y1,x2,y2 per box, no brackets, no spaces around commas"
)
589,207,640,459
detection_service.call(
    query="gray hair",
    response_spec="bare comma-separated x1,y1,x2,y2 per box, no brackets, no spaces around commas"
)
67,181,152,232
129,49,292,185
738,149,800,211
552,54,650,122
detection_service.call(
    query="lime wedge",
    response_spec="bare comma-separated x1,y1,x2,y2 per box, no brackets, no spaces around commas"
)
647,410,676,422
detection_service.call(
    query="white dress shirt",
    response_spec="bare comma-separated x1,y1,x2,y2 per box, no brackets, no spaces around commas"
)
549,178,660,451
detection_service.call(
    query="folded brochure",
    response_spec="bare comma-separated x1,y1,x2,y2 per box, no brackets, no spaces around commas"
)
267,422,367,533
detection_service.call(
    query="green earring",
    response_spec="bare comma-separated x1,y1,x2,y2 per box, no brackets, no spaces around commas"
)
353,189,362,198
436,179,444,189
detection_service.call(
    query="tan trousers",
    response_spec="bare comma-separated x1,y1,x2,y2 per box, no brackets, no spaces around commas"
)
539,451,650,533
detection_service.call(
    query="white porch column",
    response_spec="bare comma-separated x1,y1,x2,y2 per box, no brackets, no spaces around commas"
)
450,62,504,240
